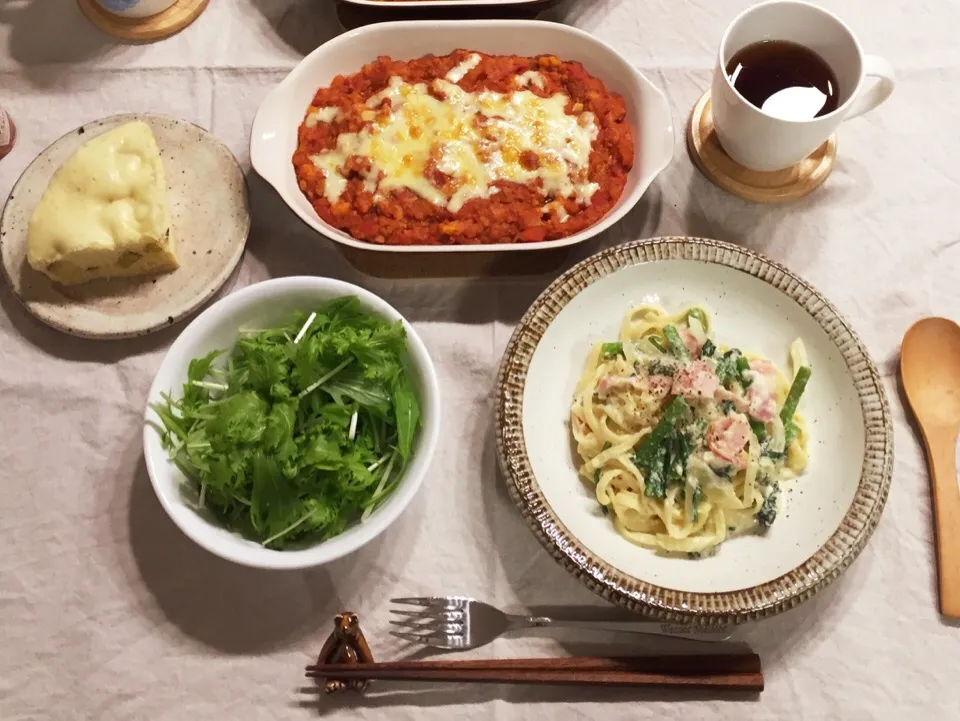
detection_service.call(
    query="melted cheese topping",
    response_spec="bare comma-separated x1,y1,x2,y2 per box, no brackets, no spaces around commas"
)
544,200,570,223
305,106,340,128
446,53,482,83
517,71,546,90
26,120,178,285
308,60,600,214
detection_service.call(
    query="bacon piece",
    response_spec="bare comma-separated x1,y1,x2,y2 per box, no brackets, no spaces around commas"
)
707,415,751,470
746,359,778,422
681,329,701,357
749,359,777,378
646,374,673,400
671,361,718,399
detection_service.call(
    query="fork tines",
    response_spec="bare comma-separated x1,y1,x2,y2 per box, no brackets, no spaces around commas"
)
389,596,468,647
390,596,469,607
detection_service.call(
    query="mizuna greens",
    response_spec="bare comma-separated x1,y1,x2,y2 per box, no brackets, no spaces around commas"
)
151,297,422,550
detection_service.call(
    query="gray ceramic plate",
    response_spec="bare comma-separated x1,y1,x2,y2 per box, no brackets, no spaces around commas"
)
0,113,250,339
495,237,893,624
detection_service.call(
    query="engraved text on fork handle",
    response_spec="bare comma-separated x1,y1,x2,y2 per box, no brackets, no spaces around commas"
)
505,615,732,641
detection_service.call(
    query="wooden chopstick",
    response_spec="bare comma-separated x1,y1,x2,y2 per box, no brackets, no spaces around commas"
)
305,654,763,690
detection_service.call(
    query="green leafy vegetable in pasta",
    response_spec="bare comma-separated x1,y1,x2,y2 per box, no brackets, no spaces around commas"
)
761,444,786,461
780,366,812,422
735,355,753,387
756,478,780,528
647,335,667,353
633,398,692,499
686,308,710,332
713,464,734,479
780,366,812,447
662,325,689,359
151,297,423,549
700,339,716,357
715,348,753,389
714,350,738,386
678,485,705,522
691,485,704,522
634,398,688,464
783,424,799,448
749,418,767,443
601,342,624,359
646,359,676,377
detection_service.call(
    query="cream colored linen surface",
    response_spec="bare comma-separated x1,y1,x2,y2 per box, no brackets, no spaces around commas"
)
1,1,958,718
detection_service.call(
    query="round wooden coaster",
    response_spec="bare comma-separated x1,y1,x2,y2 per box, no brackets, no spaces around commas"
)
687,90,836,203
77,0,210,42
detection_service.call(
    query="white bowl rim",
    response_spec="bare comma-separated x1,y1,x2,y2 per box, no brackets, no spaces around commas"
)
250,19,675,253
142,276,442,570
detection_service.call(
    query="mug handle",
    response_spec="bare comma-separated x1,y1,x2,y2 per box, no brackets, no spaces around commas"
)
844,55,895,120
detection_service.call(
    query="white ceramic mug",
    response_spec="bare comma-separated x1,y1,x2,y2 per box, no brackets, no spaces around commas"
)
711,0,895,172
95,0,177,18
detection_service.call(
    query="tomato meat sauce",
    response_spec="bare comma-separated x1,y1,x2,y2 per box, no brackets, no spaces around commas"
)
292,50,635,246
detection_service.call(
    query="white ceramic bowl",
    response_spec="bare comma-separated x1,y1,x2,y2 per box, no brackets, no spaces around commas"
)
496,238,893,622
250,20,674,253
143,277,441,570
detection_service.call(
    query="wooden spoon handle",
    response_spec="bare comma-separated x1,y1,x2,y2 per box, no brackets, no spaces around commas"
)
926,430,960,618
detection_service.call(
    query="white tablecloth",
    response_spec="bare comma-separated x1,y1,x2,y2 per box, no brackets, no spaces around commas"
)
2,1,958,718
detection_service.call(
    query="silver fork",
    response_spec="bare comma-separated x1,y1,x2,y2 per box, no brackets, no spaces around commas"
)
389,596,733,650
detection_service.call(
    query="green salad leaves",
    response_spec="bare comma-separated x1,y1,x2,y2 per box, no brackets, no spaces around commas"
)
151,296,423,549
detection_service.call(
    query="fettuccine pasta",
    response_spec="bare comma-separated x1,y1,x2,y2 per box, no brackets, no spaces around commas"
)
570,304,811,556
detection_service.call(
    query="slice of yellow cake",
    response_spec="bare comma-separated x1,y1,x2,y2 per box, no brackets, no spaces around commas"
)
27,120,179,286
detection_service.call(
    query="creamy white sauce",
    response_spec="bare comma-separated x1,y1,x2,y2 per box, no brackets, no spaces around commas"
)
745,369,775,417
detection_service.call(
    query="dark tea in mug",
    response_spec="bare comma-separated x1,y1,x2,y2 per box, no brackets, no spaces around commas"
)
725,40,839,121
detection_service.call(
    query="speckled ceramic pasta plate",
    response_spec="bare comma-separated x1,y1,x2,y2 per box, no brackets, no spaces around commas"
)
0,113,250,339
495,237,893,623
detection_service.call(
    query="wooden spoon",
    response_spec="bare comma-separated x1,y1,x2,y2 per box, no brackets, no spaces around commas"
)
901,317,960,618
